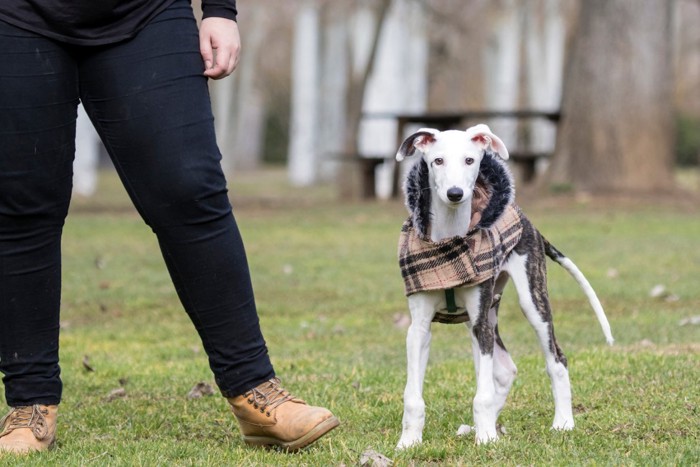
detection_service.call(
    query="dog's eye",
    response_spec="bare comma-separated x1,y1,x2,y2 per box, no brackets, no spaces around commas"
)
433,158,444,166
465,157,475,165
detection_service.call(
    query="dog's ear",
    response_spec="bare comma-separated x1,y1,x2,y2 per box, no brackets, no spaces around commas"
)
396,128,439,161
466,124,509,160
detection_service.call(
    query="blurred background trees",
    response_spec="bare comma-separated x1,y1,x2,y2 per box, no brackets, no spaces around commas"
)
89,0,697,198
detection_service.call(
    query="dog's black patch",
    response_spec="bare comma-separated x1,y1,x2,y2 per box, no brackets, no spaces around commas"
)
472,277,497,355
403,159,432,237
515,219,568,367
472,152,515,230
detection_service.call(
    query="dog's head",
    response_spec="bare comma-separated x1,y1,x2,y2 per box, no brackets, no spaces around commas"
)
398,125,514,237
396,124,509,207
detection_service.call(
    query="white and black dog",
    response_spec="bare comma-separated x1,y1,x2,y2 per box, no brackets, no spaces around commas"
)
395,124,613,447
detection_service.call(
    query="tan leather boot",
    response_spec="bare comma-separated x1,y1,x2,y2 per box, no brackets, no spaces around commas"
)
0,405,57,454
228,378,339,451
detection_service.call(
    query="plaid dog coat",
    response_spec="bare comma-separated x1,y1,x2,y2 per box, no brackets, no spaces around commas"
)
398,204,524,296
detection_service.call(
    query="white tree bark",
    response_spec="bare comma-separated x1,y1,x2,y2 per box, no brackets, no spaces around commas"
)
288,0,321,186
210,4,268,174
524,0,567,158
317,5,349,181
483,0,522,148
357,0,428,199
232,5,268,171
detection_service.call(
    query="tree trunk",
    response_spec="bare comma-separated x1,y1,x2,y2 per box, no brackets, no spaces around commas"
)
318,4,350,181
523,0,568,154
231,4,268,171
483,0,522,149
547,0,675,193
288,0,321,186
339,0,392,199
358,0,428,199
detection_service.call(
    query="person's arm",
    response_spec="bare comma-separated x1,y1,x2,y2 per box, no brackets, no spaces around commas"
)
199,0,239,79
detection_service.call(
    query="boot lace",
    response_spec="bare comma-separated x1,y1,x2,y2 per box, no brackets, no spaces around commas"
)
244,378,300,417
0,405,50,440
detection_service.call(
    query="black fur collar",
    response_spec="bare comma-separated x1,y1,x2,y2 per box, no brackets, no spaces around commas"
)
402,152,515,238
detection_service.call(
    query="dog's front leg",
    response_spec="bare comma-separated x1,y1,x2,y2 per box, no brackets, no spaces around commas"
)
464,285,500,444
397,293,437,449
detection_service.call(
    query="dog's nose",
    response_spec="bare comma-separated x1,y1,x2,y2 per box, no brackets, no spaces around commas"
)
447,187,463,202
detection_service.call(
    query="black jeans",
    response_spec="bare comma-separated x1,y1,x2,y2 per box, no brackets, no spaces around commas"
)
0,1,274,406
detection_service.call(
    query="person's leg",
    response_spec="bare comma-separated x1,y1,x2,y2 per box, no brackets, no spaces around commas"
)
77,2,338,448
76,1,273,397
0,19,74,454
0,20,78,409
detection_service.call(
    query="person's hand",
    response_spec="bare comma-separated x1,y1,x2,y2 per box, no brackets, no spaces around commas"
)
200,17,241,79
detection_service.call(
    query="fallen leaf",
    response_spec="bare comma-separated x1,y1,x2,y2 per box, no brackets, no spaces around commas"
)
456,424,473,436
359,448,393,467
105,387,126,402
649,284,667,298
82,355,95,372
679,316,700,326
187,381,215,399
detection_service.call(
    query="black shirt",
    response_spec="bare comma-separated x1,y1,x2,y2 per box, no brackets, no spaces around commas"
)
0,0,237,46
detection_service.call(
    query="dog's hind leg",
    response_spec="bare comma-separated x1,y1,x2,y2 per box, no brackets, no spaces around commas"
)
462,274,516,437
459,317,516,438
505,250,575,431
398,293,439,449
463,280,500,444
490,274,518,419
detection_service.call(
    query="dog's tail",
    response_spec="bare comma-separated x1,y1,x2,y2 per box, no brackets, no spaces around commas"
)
544,239,614,345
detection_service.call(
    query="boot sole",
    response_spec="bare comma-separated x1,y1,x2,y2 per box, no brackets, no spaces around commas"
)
243,416,340,452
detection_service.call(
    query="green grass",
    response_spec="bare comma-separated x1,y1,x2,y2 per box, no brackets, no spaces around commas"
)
2,168,699,466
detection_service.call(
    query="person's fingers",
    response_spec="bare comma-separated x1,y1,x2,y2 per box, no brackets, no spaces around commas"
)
199,31,214,72
204,48,230,79
200,18,241,79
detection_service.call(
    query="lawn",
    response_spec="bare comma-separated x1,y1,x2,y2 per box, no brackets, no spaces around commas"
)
2,168,698,466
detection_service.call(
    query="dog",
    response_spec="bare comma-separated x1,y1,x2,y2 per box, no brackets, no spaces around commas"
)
394,124,613,447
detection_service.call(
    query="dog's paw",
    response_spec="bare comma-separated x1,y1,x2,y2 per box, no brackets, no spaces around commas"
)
456,424,473,436
396,433,422,450
551,419,574,431
474,426,498,444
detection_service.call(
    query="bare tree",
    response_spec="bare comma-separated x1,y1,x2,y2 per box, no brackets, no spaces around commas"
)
546,0,675,192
